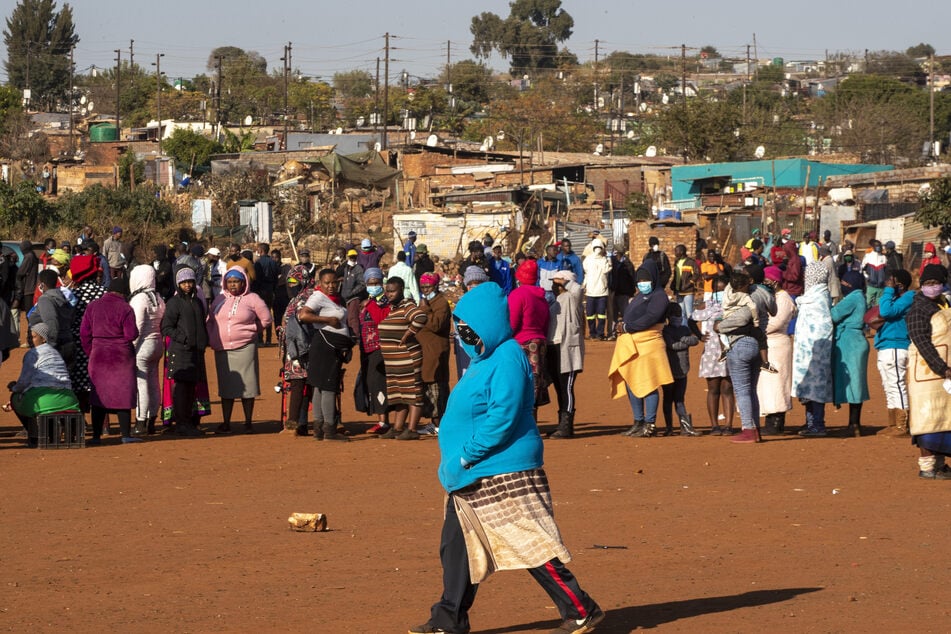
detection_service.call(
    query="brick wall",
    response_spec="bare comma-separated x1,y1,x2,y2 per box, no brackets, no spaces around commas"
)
628,220,698,263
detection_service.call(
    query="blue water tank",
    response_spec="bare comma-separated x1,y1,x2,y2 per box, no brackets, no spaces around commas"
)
657,209,682,221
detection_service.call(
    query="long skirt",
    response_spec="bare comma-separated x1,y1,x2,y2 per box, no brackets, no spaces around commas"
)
161,336,211,424
214,343,260,399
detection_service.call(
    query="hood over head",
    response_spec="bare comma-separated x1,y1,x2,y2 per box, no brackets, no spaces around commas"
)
222,265,250,297
783,239,799,258
130,264,156,294
635,258,660,287
452,281,513,363
925,242,937,255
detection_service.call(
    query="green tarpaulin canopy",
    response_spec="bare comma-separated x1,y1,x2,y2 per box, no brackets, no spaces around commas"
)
316,151,401,188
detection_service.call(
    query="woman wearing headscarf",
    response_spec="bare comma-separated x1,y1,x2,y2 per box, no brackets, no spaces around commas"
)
757,266,796,435
67,254,105,414
507,259,551,415
160,267,210,437
378,276,428,440
831,270,869,436
207,266,272,434
546,269,585,438
919,242,942,278
791,262,834,437
609,259,672,437
905,264,951,479
8,322,80,448
417,272,451,435
278,264,315,434
359,267,391,435
80,277,140,444
298,268,352,441
129,264,166,435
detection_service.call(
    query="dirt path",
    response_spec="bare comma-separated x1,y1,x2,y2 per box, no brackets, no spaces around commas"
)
0,340,946,633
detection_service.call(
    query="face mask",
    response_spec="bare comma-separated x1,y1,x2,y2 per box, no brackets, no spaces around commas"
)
367,285,383,298
348,258,356,265
874,246,882,253
423,291,436,301
711,291,724,303
637,282,653,294
781,238,788,244
844,256,853,263
921,284,944,299
651,244,659,252
456,321,484,358
925,252,934,259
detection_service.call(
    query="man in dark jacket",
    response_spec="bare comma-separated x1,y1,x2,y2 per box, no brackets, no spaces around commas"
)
253,243,280,345
160,267,208,436
14,239,39,342
642,236,672,289
413,243,435,285
609,247,637,337
28,269,75,366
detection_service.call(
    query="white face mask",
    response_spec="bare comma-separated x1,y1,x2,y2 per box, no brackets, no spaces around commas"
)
651,244,659,252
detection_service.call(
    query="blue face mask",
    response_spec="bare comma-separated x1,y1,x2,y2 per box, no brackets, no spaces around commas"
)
712,291,724,303
637,282,653,295
423,291,436,301
367,285,383,298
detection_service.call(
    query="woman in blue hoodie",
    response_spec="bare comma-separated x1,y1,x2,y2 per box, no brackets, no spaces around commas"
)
410,282,603,634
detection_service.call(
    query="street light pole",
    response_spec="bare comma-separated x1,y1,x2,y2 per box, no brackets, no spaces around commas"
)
154,53,164,155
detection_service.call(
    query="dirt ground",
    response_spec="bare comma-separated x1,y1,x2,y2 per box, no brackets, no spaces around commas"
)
1,336,949,633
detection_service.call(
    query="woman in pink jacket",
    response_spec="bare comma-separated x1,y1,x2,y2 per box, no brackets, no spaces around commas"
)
207,266,272,433
507,259,551,411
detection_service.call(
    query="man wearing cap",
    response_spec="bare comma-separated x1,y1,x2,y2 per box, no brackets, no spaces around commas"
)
413,243,435,285
297,249,317,279
357,238,385,271
102,227,126,280
403,230,418,266
338,248,366,338
204,248,226,302
883,240,904,273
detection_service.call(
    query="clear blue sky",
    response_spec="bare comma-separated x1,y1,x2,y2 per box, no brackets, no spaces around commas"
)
3,0,949,83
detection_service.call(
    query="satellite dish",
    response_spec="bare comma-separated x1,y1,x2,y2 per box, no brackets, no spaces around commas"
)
594,143,604,155
80,94,87,105
479,142,488,152
87,101,94,112
335,127,343,135
645,146,657,157
426,134,438,147
481,136,494,150
80,107,87,115
626,130,635,140
244,115,253,126
639,102,648,113
410,130,416,140
356,116,365,127
597,97,605,108
662,94,669,105
496,130,505,140
754,145,766,159
373,142,381,152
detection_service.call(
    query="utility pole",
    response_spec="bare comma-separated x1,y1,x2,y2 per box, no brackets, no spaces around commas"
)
114,49,121,141
68,46,74,153
743,44,750,124
215,55,223,139
281,42,291,150
128,39,135,94
594,39,600,112
681,44,688,162
446,40,453,112
154,53,164,155
752,33,757,69
383,32,390,150
374,57,380,139
930,52,936,162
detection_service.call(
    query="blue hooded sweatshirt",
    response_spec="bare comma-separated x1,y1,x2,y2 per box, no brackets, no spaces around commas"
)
437,282,543,492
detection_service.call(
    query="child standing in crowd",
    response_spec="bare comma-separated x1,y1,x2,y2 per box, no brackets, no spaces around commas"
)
661,303,701,436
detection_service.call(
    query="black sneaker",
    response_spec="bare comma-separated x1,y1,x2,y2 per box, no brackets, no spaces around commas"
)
408,623,461,634
549,604,605,634
919,468,951,480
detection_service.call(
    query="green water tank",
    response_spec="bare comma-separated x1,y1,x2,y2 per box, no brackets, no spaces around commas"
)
772,57,784,68
90,123,118,142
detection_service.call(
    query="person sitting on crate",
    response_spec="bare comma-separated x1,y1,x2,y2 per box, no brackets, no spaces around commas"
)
7,322,80,448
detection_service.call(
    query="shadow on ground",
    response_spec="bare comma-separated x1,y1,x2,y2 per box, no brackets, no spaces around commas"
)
479,587,823,633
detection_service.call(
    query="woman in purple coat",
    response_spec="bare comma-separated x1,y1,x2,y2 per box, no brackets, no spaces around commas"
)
80,277,140,445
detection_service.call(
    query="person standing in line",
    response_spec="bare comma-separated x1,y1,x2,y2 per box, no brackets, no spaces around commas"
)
13,239,39,344
883,240,904,273
359,267,392,436
690,276,736,435
102,226,126,281
831,270,870,437
356,238,385,271
546,270,585,439
555,239,584,285
337,248,366,339
388,250,420,303
538,243,560,303
488,244,513,295
757,266,796,436
791,263,834,437
207,267,272,434
507,259,551,418
919,243,941,278
875,269,914,435
608,247,636,339
661,303,700,436
416,272,451,435
377,276,428,440
278,265,315,434
297,269,352,441
403,230,418,265
610,259,672,438
413,243,435,287
409,281,603,634
700,249,724,303
798,231,819,265
80,277,140,445
160,267,209,437
204,247,226,304
862,239,888,308
298,248,317,279
581,243,611,340
152,244,174,300
129,264,166,436
642,236,672,289
670,244,698,324
65,256,104,416
252,243,280,346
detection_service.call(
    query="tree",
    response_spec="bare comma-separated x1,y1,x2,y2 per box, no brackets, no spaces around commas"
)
906,43,935,58
55,184,177,246
915,176,951,240
655,96,744,162
440,60,493,106
162,128,222,173
3,0,79,111
0,179,55,234
333,70,374,100
700,45,720,59
206,46,274,123
470,0,574,74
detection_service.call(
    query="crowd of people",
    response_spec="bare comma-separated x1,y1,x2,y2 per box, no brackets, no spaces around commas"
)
4,225,951,482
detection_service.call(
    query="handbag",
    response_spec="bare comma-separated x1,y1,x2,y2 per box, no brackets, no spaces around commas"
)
863,305,884,330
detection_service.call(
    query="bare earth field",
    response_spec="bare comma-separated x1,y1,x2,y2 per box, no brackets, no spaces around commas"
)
1,339,949,633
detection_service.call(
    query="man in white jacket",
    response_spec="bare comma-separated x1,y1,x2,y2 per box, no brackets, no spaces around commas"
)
582,243,612,340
